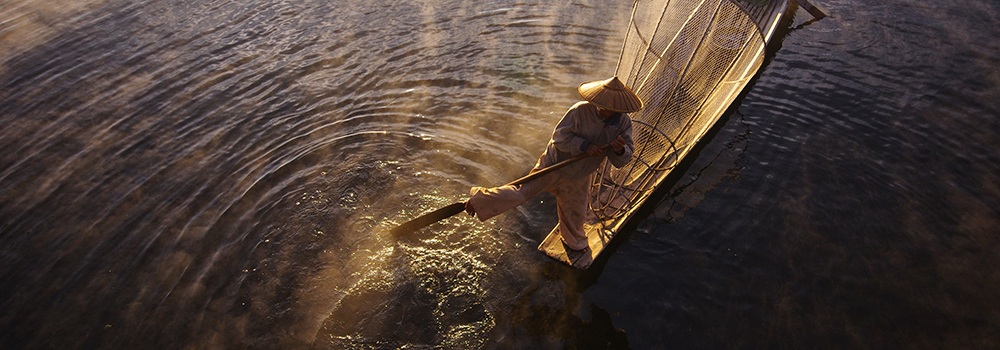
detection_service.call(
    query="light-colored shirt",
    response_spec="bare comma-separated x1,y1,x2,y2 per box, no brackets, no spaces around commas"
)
536,101,634,179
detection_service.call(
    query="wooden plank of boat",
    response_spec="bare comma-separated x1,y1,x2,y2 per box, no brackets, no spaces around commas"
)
793,0,828,19
537,218,613,269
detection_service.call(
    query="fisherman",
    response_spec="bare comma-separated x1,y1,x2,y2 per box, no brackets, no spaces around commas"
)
464,76,642,251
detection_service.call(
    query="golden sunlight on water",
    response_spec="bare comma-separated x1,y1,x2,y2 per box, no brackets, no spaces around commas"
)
0,0,110,67
2,0,999,349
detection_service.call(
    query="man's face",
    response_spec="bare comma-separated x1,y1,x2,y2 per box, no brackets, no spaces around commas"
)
596,107,617,119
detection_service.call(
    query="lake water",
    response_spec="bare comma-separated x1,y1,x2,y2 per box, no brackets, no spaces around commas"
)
1,0,997,348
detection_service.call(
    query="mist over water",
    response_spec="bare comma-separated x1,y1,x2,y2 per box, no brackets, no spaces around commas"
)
2,0,998,349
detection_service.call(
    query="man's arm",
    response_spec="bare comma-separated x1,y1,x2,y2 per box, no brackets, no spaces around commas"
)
606,118,634,168
550,104,589,155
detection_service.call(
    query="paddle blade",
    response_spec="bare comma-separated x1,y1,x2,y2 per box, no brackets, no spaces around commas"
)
390,202,467,237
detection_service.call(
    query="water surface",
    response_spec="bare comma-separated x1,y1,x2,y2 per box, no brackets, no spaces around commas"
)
1,0,998,349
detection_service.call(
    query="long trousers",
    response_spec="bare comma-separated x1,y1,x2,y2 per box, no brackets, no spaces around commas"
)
468,171,590,250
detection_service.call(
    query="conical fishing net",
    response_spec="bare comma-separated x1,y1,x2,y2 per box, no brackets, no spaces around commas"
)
589,0,788,226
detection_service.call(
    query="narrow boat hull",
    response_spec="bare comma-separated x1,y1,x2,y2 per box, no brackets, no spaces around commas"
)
540,0,791,269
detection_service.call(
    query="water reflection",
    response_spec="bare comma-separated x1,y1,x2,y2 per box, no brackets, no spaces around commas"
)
3,0,1000,349
1,0,636,348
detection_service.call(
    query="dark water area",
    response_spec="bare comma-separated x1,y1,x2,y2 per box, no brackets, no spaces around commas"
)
1,0,998,349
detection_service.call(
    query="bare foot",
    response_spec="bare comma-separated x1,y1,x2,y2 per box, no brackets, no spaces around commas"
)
464,201,476,216
560,237,589,251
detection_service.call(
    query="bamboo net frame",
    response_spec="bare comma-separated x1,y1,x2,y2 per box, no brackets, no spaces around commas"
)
588,0,789,234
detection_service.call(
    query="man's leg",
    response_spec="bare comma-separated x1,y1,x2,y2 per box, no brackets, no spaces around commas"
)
467,172,560,221
552,175,591,250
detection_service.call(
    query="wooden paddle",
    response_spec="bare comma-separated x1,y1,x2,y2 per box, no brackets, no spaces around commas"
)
390,144,613,237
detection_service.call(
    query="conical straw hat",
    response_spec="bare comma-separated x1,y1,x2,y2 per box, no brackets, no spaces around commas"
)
578,76,643,113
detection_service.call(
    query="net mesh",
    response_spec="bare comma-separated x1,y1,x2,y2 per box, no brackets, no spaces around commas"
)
589,0,788,225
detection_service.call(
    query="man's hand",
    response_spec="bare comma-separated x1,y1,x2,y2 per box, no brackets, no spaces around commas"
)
611,135,626,154
586,144,604,156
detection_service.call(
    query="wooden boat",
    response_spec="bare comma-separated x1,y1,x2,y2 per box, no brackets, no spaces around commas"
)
539,0,825,268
